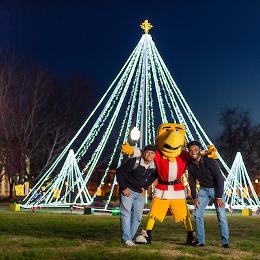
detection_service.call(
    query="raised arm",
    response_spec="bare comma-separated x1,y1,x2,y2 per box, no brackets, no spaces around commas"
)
121,142,142,157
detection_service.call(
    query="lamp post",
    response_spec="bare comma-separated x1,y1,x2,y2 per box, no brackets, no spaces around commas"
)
130,127,140,146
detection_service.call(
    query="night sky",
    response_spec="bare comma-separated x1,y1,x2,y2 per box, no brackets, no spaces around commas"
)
1,0,260,139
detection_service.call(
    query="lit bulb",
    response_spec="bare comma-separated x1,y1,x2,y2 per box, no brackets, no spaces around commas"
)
130,127,140,142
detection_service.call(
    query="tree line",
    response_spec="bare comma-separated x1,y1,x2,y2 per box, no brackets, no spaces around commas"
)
0,53,97,198
216,107,260,179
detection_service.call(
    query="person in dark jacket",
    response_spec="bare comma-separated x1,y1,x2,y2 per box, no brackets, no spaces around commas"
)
116,144,157,246
187,141,229,248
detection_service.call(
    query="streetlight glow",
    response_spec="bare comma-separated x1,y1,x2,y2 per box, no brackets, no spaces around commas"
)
130,127,140,142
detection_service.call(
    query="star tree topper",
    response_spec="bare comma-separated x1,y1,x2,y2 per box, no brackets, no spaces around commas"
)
140,20,153,34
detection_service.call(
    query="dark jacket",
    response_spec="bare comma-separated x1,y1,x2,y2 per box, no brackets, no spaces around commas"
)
188,156,224,199
116,157,157,193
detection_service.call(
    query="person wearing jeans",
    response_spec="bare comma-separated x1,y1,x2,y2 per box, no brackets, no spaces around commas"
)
116,145,157,246
187,141,229,248
120,188,146,243
195,188,229,246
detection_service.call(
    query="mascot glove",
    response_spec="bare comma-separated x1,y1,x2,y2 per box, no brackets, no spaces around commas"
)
202,144,218,159
121,141,134,156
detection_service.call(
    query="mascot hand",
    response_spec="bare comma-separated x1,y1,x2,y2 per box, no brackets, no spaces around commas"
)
202,144,218,159
121,142,134,156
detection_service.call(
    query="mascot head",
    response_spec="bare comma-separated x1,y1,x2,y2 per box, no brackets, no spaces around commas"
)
156,123,186,160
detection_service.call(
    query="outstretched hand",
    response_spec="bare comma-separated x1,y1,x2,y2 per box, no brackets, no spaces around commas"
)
121,141,134,156
201,144,218,159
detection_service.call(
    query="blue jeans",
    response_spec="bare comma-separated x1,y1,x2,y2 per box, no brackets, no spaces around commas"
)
195,188,229,245
120,188,145,241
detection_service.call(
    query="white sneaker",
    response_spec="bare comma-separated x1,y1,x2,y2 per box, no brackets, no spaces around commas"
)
125,240,137,247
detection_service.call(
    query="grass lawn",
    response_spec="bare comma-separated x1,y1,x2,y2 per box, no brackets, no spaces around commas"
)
0,211,259,259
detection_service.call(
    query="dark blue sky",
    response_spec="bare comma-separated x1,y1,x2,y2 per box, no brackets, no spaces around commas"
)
1,0,260,138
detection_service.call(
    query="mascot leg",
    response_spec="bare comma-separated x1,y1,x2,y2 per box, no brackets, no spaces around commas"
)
135,198,168,244
142,217,156,243
184,208,196,245
184,209,193,231
169,199,195,246
135,217,155,244
134,217,154,244
146,217,155,230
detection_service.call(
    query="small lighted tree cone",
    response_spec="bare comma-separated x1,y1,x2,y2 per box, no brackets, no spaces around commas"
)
225,152,260,209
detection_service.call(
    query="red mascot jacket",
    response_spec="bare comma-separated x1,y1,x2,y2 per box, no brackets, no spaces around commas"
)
154,150,191,191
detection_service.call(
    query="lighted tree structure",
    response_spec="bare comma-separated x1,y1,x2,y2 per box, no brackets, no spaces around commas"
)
25,150,92,207
224,152,260,210
22,20,232,210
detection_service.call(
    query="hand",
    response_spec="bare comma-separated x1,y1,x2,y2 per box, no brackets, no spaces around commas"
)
121,142,134,156
141,188,146,197
122,188,131,197
193,198,200,209
201,144,218,159
215,198,224,208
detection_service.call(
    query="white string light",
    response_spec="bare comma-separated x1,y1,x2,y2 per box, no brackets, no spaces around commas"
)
22,25,258,211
